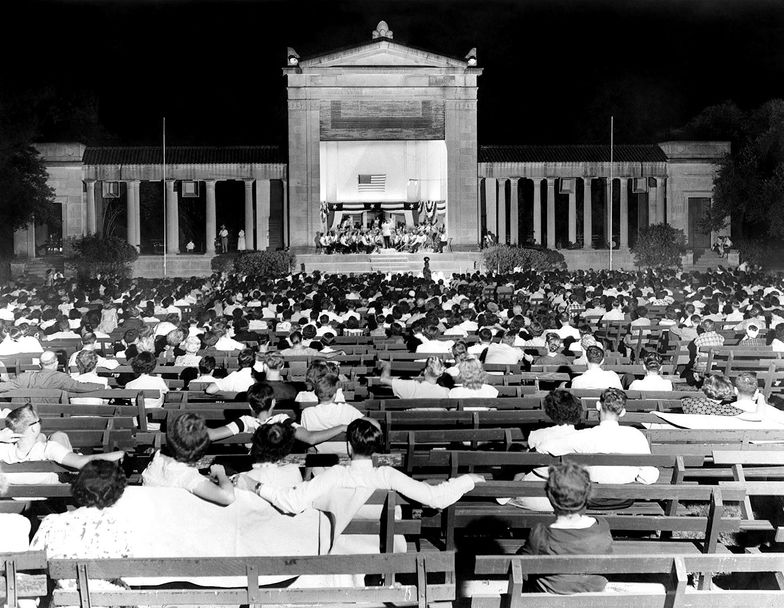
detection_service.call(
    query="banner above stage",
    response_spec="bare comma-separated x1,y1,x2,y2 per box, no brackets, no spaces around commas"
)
324,200,445,213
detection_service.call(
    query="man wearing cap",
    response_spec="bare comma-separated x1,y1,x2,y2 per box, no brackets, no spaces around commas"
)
0,350,105,396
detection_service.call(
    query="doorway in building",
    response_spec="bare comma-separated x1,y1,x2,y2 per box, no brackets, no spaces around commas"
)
688,197,712,256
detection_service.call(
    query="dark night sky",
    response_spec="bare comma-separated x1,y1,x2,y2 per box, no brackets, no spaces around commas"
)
2,0,783,147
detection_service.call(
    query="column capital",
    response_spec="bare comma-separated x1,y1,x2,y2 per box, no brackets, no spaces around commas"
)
84,179,96,184
205,179,217,187
243,178,255,186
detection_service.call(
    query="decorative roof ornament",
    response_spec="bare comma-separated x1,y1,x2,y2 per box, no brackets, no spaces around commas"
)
372,21,393,40
465,48,477,66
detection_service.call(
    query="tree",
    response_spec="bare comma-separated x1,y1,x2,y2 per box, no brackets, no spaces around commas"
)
65,234,138,283
672,99,784,239
631,223,687,269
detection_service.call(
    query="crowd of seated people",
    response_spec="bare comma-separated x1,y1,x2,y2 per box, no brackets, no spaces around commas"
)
317,219,447,253
0,262,784,599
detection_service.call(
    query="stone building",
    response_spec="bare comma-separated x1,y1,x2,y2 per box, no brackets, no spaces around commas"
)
16,22,730,275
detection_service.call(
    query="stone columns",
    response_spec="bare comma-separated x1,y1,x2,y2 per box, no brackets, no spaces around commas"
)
126,180,140,250
255,179,270,251
497,178,507,244
546,177,556,249
619,178,629,249
648,177,658,225
532,178,542,245
567,181,577,245
205,180,217,253
583,177,592,249
282,179,289,247
509,178,519,245
605,178,613,245
484,178,497,238
85,180,96,235
656,178,666,223
243,179,255,250
165,180,179,254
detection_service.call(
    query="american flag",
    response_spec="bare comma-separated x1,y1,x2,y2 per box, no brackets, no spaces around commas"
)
358,174,386,192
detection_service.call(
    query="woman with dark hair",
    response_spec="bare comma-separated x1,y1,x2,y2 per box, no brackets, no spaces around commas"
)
142,413,236,505
31,461,130,561
233,423,303,490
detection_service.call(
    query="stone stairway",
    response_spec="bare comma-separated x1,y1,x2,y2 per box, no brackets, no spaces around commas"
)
691,250,727,271
369,254,421,273
17,257,65,280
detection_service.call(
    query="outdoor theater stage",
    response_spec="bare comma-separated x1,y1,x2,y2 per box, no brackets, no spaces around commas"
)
128,251,483,278
124,248,646,278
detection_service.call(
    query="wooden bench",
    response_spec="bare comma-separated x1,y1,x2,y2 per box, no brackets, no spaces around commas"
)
0,551,48,608
49,551,456,608
471,553,784,607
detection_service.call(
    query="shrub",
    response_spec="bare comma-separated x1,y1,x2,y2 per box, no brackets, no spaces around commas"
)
482,245,566,273
631,223,687,268
232,250,296,277
64,235,138,281
210,252,239,273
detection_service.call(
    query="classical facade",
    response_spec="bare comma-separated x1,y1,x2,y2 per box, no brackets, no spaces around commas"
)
16,22,730,273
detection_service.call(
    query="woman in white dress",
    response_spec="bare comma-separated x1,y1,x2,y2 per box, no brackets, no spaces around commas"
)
237,229,247,250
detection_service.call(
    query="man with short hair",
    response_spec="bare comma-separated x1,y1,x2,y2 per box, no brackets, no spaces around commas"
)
484,331,525,365
628,352,673,391
258,352,300,408
733,372,784,423
570,345,623,390
538,388,659,485
739,324,766,347
690,318,725,377
255,417,481,512
378,358,450,399
0,350,104,397
206,348,263,394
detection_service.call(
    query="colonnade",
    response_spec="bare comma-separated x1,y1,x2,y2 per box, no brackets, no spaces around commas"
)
82,178,286,253
482,176,666,249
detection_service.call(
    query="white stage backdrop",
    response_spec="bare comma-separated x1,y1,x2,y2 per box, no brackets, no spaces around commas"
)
320,140,447,203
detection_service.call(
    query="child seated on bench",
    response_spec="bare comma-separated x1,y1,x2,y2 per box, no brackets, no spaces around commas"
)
233,422,303,490
142,413,236,506
519,462,612,594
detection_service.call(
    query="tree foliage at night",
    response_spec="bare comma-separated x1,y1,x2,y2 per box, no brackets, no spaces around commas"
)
672,99,784,238
631,223,687,269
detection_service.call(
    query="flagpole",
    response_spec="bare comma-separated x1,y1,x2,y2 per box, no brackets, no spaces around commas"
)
609,115,614,272
162,117,167,277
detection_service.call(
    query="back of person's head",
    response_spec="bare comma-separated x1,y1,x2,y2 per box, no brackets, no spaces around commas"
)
304,359,331,390
40,350,58,370
168,413,210,463
166,329,185,348
198,355,216,375
347,418,384,457
123,328,139,344
263,352,285,371
76,349,99,374
315,373,339,403
247,382,276,416
250,422,296,463
5,403,37,434
776,323,784,341
424,356,446,379
702,374,735,401
543,389,582,426
545,462,592,516
457,357,486,390
643,352,662,373
81,332,97,347
302,324,317,340
237,348,255,369
700,318,716,333
734,372,758,398
599,387,626,416
289,331,303,345
72,461,127,509
183,335,201,354
585,345,604,365
478,327,493,342
131,351,157,375
529,321,544,337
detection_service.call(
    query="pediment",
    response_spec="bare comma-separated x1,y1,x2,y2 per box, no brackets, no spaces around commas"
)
301,40,466,69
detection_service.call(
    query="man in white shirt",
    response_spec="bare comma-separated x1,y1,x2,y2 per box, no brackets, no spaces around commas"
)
256,417,481,512
538,388,659,485
468,328,494,357
628,352,673,391
414,326,454,354
570,345,623,390
732,372,784,423
484,331,525,365
377,358,450,400
67,332,120,370
206,349,263,394
555,313,580,342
